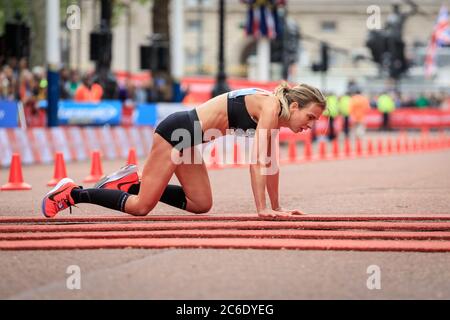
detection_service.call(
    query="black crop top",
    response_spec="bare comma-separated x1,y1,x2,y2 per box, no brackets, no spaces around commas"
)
227,88,282,132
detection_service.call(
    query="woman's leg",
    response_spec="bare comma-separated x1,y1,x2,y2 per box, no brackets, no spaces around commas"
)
174,146,213,214
123,134,178,216
127,145,213,214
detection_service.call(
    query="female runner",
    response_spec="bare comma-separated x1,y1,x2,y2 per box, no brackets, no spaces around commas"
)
42,83,326,218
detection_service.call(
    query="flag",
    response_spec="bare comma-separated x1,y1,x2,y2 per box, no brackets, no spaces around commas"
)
241,0,285,39
425,6,450,77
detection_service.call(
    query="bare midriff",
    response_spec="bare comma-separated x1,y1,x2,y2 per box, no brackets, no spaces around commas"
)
195,93,275,137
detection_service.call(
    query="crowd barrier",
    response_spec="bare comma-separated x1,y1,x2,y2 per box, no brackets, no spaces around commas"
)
0,126,154,167
2,127,449,190
3,99,450,131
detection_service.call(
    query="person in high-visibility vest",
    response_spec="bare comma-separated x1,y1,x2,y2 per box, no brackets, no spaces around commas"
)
377,93,395,131
349,92,370,139
338,94,351,137
324,94,339,140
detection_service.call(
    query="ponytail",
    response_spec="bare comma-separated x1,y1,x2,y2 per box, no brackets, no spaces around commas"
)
273,82,326,120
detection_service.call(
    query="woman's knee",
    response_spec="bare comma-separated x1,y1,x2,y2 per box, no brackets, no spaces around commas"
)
127,197,158,216
191,198,213,214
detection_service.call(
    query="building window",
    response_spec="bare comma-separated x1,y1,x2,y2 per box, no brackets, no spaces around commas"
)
321,21,337,32
186,0,213,8
187,19,202,32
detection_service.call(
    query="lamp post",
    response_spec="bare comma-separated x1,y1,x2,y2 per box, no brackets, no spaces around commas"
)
46,0,61,127
92,0,118,99
211,0,230,97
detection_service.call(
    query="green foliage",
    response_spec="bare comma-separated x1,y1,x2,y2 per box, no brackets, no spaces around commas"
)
0,0,154,32
0,0,30,32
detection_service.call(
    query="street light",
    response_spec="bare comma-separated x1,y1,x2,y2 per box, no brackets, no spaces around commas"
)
211,0,230,97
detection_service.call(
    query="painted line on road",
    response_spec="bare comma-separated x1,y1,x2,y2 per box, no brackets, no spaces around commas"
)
1,214,450,224
1,237,450,252
1,221,450,233
1,229,450,241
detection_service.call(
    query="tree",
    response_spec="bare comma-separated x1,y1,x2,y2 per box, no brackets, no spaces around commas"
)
29,0,46,67
0,0,75,67
151,0,171,75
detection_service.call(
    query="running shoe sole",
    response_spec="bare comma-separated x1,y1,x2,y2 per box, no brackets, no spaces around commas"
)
94,165,138,189
42,178,75,218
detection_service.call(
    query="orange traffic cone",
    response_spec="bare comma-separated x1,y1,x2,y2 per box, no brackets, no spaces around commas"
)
288,138,297,163
356,138,363,157
47,152,68,187
404,135,410,153
420,136,426,151
377,138,384,155
396,136,402,153
209,143,221,169
367,139,374,156
439,131,446,149
1,154,32,191
332,139,340,158
412,139,418,152
127,148,138,165
386,137,393,154
427,136,434,150
232,142,243,167
83,151,104,183
319,140,327,160
344,138,352,157
304,139,312,161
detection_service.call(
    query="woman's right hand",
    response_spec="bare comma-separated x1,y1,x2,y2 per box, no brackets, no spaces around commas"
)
257,209,294,219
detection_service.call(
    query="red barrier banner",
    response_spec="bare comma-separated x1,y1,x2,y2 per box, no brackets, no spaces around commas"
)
364,109,450,129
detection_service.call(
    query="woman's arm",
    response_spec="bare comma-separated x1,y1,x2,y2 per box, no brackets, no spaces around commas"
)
250,97,307,217
266,170,280,210
249,98,277,212
249,96,283,214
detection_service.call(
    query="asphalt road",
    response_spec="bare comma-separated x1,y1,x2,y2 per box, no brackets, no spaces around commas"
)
0,132,449,299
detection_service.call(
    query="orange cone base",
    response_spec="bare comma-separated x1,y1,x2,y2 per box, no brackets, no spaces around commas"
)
47,178,63,187
1,182,32,191
83,175,105,183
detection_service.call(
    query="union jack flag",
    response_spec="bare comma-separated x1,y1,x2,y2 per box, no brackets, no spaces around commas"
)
425,6,450,77
241,0,286,39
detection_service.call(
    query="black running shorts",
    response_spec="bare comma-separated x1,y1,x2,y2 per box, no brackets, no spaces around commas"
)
155,109,205,152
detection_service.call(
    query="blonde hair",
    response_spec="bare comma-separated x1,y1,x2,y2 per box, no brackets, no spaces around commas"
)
274,82,327,120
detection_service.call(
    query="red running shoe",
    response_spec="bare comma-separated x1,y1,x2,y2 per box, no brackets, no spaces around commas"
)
94,165,139,193
42,178,78,218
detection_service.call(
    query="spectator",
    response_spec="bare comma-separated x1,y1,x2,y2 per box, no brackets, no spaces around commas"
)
415,93,430,108
349,91,371,139
59,67,71,100
153,73,173,102
144,79,158,103
324,92,339,140
74,73,103,102
429,93,442,108
401,94,415,108
377,93,395,131
66,69,81,99
118,81,128,102
338,93,351,138
346,78,361,95
134,80,149,104
32,66,47,101
0,66,16,100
